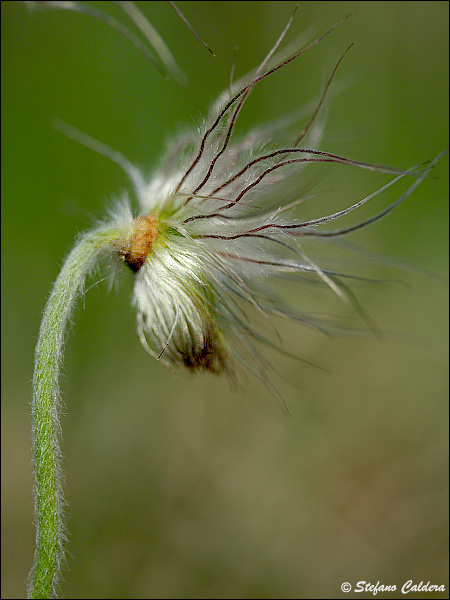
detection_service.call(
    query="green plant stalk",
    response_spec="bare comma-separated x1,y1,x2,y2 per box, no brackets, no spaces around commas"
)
28,226,124,599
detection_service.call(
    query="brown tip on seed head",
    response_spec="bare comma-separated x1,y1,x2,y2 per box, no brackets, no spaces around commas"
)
122,215,160,272
181,334,232,376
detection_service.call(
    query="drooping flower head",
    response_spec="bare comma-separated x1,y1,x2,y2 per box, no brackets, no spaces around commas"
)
92,11,442,392
34,2,445,393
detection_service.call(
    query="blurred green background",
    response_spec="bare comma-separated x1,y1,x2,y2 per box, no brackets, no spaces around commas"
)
2,1,448,598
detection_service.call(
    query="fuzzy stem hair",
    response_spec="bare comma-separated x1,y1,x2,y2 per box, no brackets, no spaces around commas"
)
28,225,124,599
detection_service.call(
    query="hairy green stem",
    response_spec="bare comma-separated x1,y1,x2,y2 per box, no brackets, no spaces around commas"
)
28,226,124,599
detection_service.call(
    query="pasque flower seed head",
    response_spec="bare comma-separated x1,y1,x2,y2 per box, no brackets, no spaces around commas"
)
92,10,444,388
